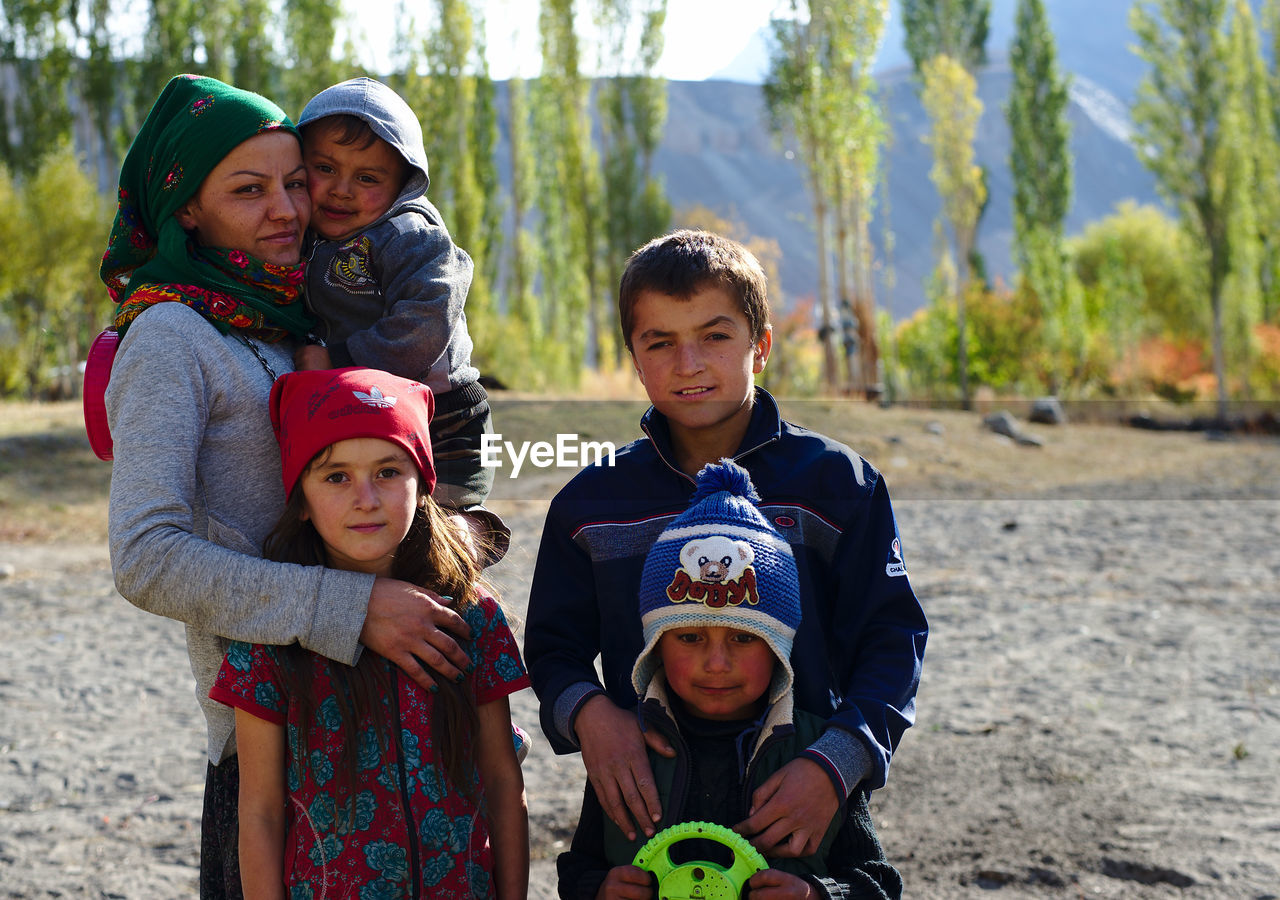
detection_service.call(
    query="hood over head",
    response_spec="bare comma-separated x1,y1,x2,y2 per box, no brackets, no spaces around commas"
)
298,77,429,203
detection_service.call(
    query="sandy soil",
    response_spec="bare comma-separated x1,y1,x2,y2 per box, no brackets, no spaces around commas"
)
1,410,1278,898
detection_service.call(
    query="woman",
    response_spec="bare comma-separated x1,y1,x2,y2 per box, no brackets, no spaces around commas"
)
101,74,474,899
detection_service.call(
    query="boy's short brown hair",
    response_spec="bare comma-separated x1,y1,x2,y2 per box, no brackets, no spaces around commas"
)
300,113,379,150
618,229,771,352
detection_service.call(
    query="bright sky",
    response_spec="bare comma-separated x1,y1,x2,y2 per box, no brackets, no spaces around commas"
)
347,0,786,81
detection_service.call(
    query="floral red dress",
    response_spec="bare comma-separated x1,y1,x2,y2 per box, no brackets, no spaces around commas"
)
211,594,529,898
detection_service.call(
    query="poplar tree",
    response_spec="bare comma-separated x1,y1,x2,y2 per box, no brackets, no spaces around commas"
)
0,0,77,175
1007,0,1076,390
594,0,671,366
230,0,278,98
1131,0,1245,418
504,74,547,378
80,0,122,188
765,4,839,392
281,0,350,116
417,0,503,368
1007,0,1070,260
533,0,599,381
1259,0,1280,322
826,0,889,397
920,53,985,407
766,0,889,398
1220,0,1269,385
902,0,992,296
901,0,990,76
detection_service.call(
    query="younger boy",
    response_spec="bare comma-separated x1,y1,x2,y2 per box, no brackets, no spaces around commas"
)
556,460,902,900
525,230,927,856
295,77,493,518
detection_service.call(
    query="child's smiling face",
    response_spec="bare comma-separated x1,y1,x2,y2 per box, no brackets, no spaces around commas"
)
298,437,421,576
657,625,775,721
303,121,409,242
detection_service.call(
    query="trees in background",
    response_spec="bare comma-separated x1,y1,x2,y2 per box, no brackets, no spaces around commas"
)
1131,0,1280,418
1006,0,1077,393
901,0,991,405
595,0,671,368
2,0,1280,402
0,145,111,396
396,0,503,373
765,0,889,398
902,0,992,289
0,0,76,178
901,0,990,75
0,0,676,396
920,54,985,407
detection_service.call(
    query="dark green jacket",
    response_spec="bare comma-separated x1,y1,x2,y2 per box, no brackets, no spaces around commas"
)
556,679,902,900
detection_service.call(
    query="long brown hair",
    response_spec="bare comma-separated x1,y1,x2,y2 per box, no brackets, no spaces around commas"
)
262,451,486,821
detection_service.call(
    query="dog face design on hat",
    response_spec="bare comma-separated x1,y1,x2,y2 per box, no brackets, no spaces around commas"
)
667,536,760,609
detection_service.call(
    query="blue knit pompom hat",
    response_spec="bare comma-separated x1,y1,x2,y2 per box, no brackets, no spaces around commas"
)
632,459,801,705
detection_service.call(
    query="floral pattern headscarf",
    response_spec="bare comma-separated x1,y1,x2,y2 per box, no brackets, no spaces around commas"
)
101,74,314,342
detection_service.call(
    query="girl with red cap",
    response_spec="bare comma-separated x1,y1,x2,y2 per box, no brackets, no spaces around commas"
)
210,367,529,899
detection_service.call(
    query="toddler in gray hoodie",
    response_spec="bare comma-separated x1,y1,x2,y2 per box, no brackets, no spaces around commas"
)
296,76,496,525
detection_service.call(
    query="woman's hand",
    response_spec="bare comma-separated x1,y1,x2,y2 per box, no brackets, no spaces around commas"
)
746,869,816,900
734,756,839,858
575,694,674,841
596,865,653,900
362,577,472,691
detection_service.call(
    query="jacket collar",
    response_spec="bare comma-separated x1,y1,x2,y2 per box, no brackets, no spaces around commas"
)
638,670,795,768
640,386,783,483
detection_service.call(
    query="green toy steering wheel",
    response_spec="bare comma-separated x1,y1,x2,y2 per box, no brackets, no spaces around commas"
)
631,821,767,899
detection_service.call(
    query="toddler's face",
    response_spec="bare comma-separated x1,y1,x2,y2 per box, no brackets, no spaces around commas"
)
298,437,421,576
657,625,774,721
303,122,409,242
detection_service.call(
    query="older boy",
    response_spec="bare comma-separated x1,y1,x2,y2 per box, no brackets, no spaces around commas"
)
556,460,902,900
524,230,927,858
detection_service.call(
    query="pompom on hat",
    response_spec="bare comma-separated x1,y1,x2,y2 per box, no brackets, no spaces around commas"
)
269,367,436,498
632,459,800,706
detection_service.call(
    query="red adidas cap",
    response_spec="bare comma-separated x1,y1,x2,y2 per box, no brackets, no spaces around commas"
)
269,367,436,498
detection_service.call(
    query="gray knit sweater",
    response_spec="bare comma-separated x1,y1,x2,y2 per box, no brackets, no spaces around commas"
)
105,302,375,763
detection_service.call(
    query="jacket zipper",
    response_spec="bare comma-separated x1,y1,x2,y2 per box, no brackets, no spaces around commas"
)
740,729,787,813
389,669,422,893
640,702,691,826
641,418,780,486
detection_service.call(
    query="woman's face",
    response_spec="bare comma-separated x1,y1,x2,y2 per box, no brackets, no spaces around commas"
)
174,131,311,266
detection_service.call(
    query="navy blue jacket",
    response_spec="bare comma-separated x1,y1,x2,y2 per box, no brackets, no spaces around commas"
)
523,389,927,791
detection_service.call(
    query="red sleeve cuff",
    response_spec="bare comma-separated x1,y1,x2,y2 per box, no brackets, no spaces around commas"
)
208,684,286,726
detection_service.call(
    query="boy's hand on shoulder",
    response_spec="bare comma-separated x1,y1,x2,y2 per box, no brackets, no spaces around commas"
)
293,344,332,371
596,864,653,900
735,757,838,858
747,869,816,900
576,694,672,841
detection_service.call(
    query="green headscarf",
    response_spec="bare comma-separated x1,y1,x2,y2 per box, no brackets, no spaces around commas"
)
101,74,315,341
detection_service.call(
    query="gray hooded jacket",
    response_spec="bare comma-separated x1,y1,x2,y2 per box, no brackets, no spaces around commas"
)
298,77,478,396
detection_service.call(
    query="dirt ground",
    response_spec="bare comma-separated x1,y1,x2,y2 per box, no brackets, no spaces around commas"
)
1,402,1278,898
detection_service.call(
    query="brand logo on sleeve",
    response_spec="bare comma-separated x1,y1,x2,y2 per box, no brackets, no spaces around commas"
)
885,537,907,578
